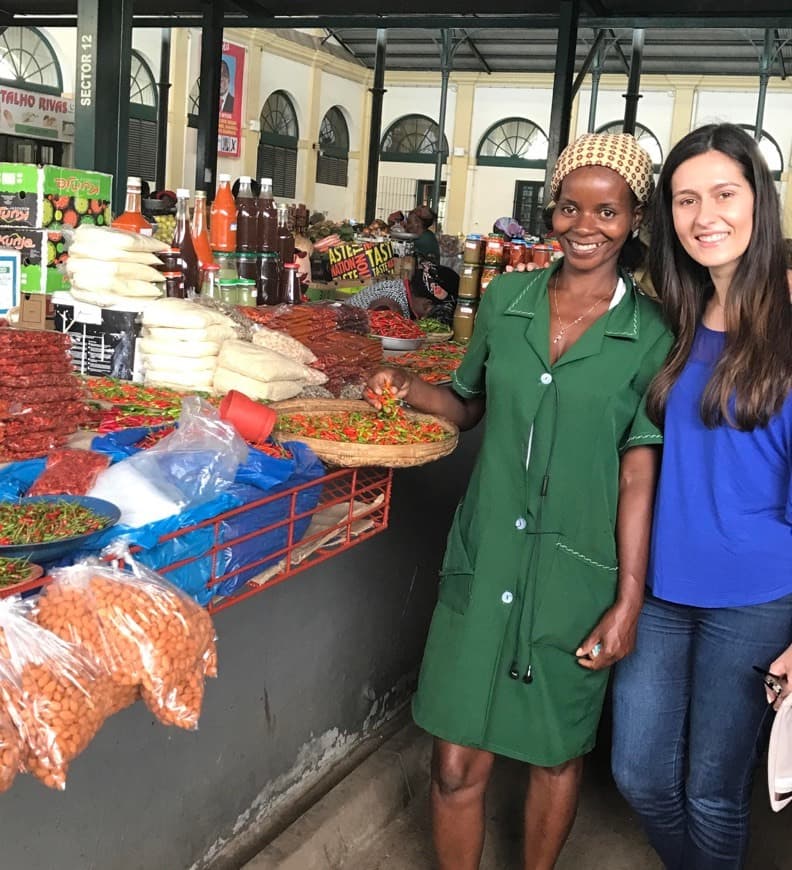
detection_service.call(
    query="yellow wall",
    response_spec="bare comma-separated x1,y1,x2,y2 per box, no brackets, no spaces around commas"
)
165,30,792,236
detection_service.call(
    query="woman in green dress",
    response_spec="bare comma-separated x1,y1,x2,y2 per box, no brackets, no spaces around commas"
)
367,133,672,870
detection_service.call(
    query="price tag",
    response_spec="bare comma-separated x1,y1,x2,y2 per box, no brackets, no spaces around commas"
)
73,300,103,325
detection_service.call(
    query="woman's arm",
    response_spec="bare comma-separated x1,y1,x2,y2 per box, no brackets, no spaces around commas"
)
577,445,659,669
366,367,485,431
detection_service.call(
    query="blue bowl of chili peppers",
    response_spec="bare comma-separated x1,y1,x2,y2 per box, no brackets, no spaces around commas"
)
0,495,121,564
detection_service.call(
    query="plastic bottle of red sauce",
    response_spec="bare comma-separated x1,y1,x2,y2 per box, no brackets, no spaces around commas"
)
172,189,201,296
235,176,258,253
256,177,277,253
276,203,295,266
112,176,153,235
191,190,215,271
209,173,237,252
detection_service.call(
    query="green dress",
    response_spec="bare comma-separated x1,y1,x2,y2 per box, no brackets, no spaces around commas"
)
412,262,673,766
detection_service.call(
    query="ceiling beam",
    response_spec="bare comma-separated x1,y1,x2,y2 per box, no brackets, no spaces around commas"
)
459,29,492,73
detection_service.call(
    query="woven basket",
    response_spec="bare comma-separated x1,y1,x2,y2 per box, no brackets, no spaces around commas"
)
422,330,453,344
271,399,459,468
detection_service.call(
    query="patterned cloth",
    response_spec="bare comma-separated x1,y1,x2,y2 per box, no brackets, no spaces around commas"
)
550,133,655,205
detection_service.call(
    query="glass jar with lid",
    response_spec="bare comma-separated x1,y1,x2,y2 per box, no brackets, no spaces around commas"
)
452,298,478,343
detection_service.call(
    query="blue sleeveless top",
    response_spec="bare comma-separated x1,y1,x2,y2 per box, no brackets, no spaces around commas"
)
649,324,792,607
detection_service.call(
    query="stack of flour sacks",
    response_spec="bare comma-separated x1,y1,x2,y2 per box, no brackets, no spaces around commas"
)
65,226,168,306
140,298,327,398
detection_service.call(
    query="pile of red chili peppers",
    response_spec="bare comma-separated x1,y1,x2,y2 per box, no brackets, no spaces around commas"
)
368,311,424,340
278,388,450,446
0,500,109,546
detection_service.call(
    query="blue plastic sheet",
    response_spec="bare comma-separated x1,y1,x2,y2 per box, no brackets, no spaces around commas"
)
211,442,325,598
0,458,46,499
3,436,325,605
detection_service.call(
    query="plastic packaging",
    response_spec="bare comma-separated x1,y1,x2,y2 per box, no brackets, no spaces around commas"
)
235,176,258,253
209,174,237,253
37,550,217,731
27,448,111,496
0,697,22,793
172,189,200,296
256,177,277,253
0,597,114,790
87,397,249,526
191,191,215,271
111,176,153,236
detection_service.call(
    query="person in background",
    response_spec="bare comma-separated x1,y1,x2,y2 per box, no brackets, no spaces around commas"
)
366,133,670,870
405,205,441,264
611,123,792,870
346,260,459,328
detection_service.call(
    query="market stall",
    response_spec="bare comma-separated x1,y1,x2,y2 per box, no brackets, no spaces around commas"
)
0,170,479,866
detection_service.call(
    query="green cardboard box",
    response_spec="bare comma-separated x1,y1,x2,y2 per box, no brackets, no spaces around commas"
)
0,226,68,292
0,163,112,230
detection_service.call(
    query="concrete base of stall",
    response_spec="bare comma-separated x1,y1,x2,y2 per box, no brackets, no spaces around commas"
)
0,429,482,870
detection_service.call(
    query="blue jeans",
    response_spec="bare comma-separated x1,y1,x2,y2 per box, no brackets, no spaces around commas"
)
611,590,792,870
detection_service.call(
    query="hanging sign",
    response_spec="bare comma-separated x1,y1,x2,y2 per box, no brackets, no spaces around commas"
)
0,86,74,142
218,42,245,158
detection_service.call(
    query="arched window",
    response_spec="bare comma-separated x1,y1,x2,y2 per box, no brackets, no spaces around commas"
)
316,106,349,187
0,27,62,94
476,118,548,167
381,114,449,163
128,51,158,186
596,121,663,171
739,125,784,180
258,90,299,198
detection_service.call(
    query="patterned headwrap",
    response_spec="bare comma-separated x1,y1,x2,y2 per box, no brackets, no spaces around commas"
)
550,133,655,205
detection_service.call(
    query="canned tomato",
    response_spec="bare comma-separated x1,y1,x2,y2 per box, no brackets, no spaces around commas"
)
480,266,502,294
508,240,527,269
483,235,505,266
458,263,481,299
463,234,484,265
532,244,553,267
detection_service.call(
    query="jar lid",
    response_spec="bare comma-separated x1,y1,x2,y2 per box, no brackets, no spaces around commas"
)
218,279,238,286
466,234,482,240
260,252,278,259
161,271,183,278
237,279,256,285
283,263,299,270
203,264,220,271
237,252,257,259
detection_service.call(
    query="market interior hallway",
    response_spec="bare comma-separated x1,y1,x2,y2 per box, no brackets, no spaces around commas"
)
347,712,790,870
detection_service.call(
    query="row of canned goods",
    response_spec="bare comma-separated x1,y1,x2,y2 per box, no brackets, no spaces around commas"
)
463,234,554,268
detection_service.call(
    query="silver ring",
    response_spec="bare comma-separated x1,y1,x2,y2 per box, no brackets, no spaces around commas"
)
591,643,602,658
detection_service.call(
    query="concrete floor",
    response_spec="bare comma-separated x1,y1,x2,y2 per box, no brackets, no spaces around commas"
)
347,730,792,870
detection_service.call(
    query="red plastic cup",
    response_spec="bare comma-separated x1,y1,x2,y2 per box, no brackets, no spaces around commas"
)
218,389,277,443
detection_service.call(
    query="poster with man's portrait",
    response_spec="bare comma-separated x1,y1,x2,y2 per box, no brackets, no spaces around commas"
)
218,41,245,158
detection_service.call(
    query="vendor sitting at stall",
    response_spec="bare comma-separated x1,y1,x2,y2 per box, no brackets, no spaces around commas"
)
346,261,459,327
404,206,440,264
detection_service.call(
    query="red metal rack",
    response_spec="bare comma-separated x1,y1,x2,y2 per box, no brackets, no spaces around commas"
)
1,466,393,610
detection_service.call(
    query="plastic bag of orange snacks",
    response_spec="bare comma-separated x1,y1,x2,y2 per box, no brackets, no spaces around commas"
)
0,663,23,792
37,554,217,731
0,597,113,790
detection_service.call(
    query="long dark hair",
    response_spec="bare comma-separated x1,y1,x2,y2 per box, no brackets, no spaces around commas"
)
646,123,792,430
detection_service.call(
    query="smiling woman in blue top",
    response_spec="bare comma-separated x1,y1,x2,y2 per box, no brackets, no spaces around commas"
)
612,124,792,870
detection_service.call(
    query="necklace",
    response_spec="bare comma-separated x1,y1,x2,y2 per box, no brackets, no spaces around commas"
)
550,273,613,346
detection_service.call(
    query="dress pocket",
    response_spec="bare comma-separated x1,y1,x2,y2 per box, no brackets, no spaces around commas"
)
533,540,619,651
437,505,474,615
